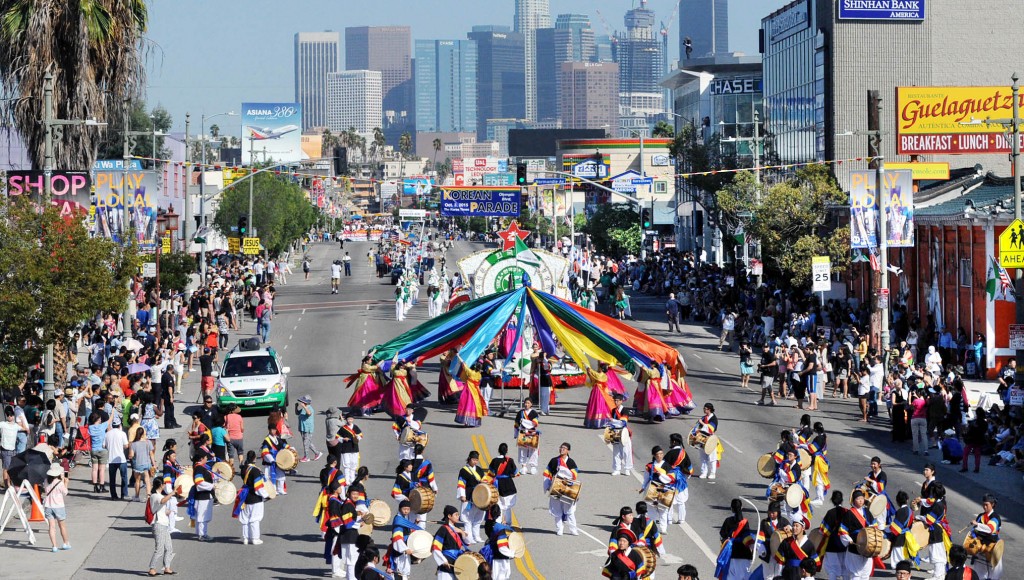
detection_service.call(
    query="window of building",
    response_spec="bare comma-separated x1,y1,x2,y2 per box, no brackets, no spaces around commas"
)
960,259,972,287
655,181,667,193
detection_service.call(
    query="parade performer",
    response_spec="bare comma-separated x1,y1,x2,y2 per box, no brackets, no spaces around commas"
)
967,494,1002,580
716,499,756,580
601,529,647,579
454,356,488,427
160,446,184,527
663,362,695,416
325,484,364,579
756,502,791,579
391,460,416,502
772,448,810,528
632,502,665,559
457,451,487,544
314,455,345,532
692,403,722,479
917,482,951,580
838,490,879,580
605,364,628,397
387,500,420,580
406,361,430,402
642,446,674,532
348,466,370,514
337,413,363,484
887,491,915,569
662,434,692,526
863,456,895,521
357,546,389,579
412,444,439,493
235,450,268,545
775,519,818,580
392,405,422,461
432,505,469,580
806,422,830,506
610,392,634,477
633,366,668,423
345,356,385,416
795,415,813,491
483,504,516,580
260,424,291,495
543,442,579,536
946,545,979,580
584,363,615,429
437,349,465,405
532,348,554,416
818,491,848,580
487,442,519,525
514,398,540,475
191,450,215,541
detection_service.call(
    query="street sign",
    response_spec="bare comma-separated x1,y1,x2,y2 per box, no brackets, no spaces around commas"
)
998,219,1024,268
141,262,156,278
534,178,566,185
161,236,171,253
631,177,654,185
399,209,427,219
1010,324,1024,350
228,237,240,254
242,237,260,255
811,256,831,292
876,287,890,310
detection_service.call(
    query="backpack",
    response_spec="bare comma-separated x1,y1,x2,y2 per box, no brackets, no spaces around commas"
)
144,497,155,524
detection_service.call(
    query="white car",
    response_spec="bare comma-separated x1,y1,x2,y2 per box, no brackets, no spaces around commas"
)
213,344,290,411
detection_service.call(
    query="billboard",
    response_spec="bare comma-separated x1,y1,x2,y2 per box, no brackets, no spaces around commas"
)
896,86,1024,154
456,157,508,186
241,103,303,163
849,170,914,249
5,171,92,217
93,168,159,250
402,176,433,196
838,0,924,20
440,187,520,217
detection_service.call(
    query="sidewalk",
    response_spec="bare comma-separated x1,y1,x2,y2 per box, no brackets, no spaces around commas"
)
0,316,262,577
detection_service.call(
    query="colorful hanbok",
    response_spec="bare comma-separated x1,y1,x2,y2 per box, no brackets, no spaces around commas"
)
454,362,488,427
345,362,384,415
584,367,615,429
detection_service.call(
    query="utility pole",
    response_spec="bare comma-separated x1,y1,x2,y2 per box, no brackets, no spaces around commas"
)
122,101,135,340
249,137,256,238
182,113,191,251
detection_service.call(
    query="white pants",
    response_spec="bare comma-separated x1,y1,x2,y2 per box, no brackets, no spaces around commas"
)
437,571,456,580
549,497,577,533
392,552,411,577
264,466,285,493
239,502,264,542
801,472,811,493
725,559,752,580
332,542,358,577
670,487,688,524
460,501,485,543
823,551,847,579
888,545,905,570
845,551,872,580
539,386,551,414
396,301,404,321
341,453,359,483
482,384,493,406
699,448,718,477
194,499,213,537
761,561,781,579
922,542,947,580
653,503,670,534
815,483,826,502
518,445,538,473
492,559,513,580
498,493,517,524
975,557,1003,580
612,430,633,473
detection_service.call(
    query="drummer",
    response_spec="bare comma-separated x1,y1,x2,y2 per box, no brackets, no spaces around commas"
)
543,442,579,536
486,442,519,525
484,504,516,580
432,505,469,580
757,501,791,579
968,493,1002,580
947,545,979,580
862,456,894,521
662,434,693,527
325,484,364,579
315,455,344,532
337,412,363,484
691,403,720,480
456,450,487,544
642,446,674,532
915,482,949,580
805,422,829,506
609,392,633,477
817,491,847,580
633,502,665,560
391,460,417,513
887,491,914,569
601,528,647,580
838,490,879,580
774,519,817,579
237,450,268,545
607,506,640,554
412,444,439,494
191,449,216,542
260,424,290,495
717,498,755,579
919,463,938,512
514,398,540,475
392,405,422,461
387,500,419,580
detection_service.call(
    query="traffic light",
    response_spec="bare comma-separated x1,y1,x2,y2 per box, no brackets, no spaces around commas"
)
516,162,527,185
641,208,651,228
238,216,248,236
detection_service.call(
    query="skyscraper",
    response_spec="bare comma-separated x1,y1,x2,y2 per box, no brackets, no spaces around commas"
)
467,26,525,141
344,27,412,121
559,62,619,132
294,31,340,130
615,1,665,118
534,28,558,122
554,14,595,63
514,0,551,121
414,40,477,133
679,0,728,60
326,70,382,135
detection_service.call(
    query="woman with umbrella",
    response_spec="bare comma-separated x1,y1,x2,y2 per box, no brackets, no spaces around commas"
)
43,464,71,551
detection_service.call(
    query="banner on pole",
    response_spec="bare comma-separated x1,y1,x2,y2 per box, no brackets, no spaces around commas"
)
439,187,521,217
849,169,914,249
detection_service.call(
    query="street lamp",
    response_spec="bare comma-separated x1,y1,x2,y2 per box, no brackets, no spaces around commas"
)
154,205,178,343
199,111,237,283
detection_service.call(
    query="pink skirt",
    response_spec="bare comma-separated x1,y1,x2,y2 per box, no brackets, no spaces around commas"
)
605,371,628,397
454,383,488,427
347,373,383,414
438,367,465,404
411,378,431,402
383,377,414,417
632,383,667,421
664,377,695,415
584,386,614,429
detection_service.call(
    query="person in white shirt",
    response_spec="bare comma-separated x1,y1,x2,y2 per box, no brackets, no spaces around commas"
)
148,479,176,576
104,423,130,499
330,261,342,294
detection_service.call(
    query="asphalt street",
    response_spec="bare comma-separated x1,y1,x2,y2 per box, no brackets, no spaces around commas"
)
62,238,1020,579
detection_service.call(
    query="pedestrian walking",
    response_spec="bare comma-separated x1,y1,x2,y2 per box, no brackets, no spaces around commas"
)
303,256,311,280
296,396,323,463
343,252,352,276
147,479,176,576
43,464,71,552
665,293,682,333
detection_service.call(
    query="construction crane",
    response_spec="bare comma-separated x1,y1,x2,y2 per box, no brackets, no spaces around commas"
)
594,8,618,45
660,0,680,66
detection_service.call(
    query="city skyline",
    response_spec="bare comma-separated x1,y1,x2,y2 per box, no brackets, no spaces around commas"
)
143,0,770,133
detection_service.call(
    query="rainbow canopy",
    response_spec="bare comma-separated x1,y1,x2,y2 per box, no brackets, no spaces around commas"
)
370,287,682,375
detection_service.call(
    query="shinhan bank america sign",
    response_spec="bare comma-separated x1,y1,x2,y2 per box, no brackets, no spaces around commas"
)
838,0,925,21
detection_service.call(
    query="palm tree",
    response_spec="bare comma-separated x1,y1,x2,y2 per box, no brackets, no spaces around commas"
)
209,124,220,138
0,0,148,170
652,120,675,138
432,137,442,176
321,128,340,159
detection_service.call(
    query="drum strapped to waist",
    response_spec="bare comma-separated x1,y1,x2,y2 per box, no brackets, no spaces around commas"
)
688,432,709,449
213,480,237,506
769,529,794,559
549,477,582,503
400,427,429,448
472,483,500,510
909,522,930,550
643,484,676,508
603,427,623,445
275,448,297,471
785,484,806,509
454,552,487,579
407,529,434,560
516,431,539,449
368,499,391,527
507,531,526,558
173,467,194,497
410,487,436,514
798,449,812,471
964,534,1004,566
757,453,776,479
768,483,788,502
212,461,234,481
856,527,884,557
633,545,657,579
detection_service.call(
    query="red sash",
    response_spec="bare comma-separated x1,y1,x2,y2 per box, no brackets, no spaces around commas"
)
446,524,464,549
342,425,358,439
615,551,637,571
731,518,748,540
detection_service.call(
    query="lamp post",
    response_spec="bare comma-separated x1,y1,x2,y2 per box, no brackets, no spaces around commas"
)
721,108,765,285
199,111,237,283
154,205,179,344
40,72,107,401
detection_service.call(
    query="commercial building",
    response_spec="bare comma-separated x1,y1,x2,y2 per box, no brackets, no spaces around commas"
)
467,26,525,142
554,14,595,63
614,2,664,106
514,0,551,121
678,0,729,59
293,31,340,130
534,28,558,122
414,39,478,134
326,70,382,135
559,62,619,133
344,26,413,124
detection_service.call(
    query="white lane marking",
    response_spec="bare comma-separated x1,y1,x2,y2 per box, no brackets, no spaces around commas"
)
293,326,298,331
579,527,608,548
364,321,368,326
297,317,302,322
693,353,703,359
283,345,288,350
364,330,368,335
680,521,718,562
302,309,306,314
289,335,293,340
366,305,370,311
720,437,743,454
363,340,366,345
714,367,724,373
863,454,873,460
913,481,922,486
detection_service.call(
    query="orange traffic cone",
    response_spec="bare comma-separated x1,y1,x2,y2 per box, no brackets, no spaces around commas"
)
28,485,45,522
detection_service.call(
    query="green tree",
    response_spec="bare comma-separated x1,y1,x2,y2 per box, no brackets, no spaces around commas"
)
670,124,737,246
607,224,642,255
0,0,148,171
584,204,642,255
155,252,196,293
0,198,138,379
96,101,172,166
213,172,317,256
651,120,675,138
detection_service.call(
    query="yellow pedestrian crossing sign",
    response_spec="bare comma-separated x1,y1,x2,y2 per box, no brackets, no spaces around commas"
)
999,219,1024,268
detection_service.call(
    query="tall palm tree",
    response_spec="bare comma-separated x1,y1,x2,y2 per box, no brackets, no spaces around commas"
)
321,128,340,159
0,0,149,170
431,137,442,175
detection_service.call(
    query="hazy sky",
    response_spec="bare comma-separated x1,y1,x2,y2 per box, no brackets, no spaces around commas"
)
143,0,782,134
